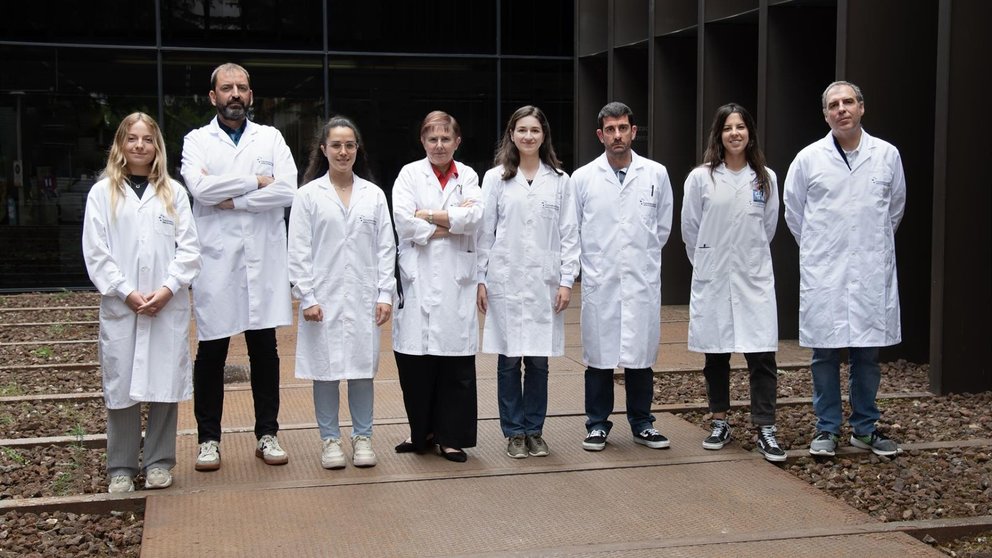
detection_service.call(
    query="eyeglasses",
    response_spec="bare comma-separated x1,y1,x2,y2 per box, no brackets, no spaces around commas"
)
327,142,359,152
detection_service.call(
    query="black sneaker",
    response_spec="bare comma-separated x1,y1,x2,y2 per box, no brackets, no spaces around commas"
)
633,428,670,449
756,425,787,462
702,420,732,450
582,429,608,451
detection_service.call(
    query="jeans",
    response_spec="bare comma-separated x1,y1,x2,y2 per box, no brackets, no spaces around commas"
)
193,328,281,443
496,355,549,438
312,378,374,440
810,347,881,436
703,352,778,426
584,367,655,435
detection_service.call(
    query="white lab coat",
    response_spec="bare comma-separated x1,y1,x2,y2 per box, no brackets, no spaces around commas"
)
476,164,580,356
181,117,297,341
572,151,674,369
392,158,483,356
82,178,201,409
682,164,779,353
783,130,906,348
288,175,396,380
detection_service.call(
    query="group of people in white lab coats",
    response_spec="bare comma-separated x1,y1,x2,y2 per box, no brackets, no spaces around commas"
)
82,68,906,492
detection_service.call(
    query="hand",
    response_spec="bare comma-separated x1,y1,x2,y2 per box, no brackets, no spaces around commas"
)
431,227,450,239
554,286,571,314
124,291,149,313
257,175,274,189
476,284,488,314
459,199,475,207
375,303,392,326
137,287,173,317
303,304,323,322
217,198,235,210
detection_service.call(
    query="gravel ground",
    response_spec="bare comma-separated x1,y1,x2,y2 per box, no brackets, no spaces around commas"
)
936,531,992,557
0,343,98,368
0,324,99,343
0,308,98,325
0,292,99,309
0,511,142,557
0,445,106,498
0,399,107,439
0,367,103,396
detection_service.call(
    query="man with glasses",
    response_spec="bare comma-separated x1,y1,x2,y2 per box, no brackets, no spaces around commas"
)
181,63,298,471
784,81,906,458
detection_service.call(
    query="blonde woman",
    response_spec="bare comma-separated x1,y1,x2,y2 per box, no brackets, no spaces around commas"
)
82,112,201,492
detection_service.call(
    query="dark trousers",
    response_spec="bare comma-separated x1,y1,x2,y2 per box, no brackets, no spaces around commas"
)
703,351,777,426
584,366,655,435
394,352,477,450
193,328,280,443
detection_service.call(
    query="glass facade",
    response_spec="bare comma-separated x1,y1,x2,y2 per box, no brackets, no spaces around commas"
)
0,0,573,290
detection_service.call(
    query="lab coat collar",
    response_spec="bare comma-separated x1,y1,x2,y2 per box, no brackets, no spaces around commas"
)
513,161,557,189
818,129,876,172
318,173,370,212
417,157,466,205
712,163,756,190
208,116,259,153
594,150,645,189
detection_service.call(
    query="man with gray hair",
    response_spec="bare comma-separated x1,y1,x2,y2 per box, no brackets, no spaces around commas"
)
181,63,298,470
784,80,906,458
570,101,674,452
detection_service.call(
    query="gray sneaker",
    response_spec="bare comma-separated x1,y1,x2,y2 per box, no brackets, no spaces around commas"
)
506,435,528,459
526,434,550,457
808,431,839,457
850,431,900,457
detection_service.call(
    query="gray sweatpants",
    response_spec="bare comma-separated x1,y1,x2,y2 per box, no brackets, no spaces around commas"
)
106,402,178,478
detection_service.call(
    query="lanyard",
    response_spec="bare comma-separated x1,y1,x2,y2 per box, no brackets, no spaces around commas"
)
832,134,852,171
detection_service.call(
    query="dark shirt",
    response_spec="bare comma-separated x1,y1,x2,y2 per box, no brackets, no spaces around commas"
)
218,119,248,146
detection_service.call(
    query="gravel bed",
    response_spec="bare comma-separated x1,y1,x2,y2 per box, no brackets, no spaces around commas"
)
0,510,142,557
674,391,992,451
0,367,103,396
0,292,100,309
1,399,107,439
0,445,107,498
0,323,99,343
934,531,992,557
0,308,99,325
0,343,98,368
654,360,932,405
789,448,991,522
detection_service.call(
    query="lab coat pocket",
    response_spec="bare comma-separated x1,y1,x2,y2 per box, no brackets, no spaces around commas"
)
539,200,560,221
692,247,715,282
356,214,378,236
542,254,561,285
454,251,477,285
638,198,658,228
398,248,417,284
154,214,177,237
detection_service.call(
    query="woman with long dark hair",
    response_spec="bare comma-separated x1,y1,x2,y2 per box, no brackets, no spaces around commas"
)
82,112,201,492
476,106,579,458
289,116,395,469
681,103,784,462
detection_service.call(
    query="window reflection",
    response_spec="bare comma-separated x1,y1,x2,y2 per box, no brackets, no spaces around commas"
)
161,0,323,49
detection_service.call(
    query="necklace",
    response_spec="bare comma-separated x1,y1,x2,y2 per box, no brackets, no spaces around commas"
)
126,176,149,190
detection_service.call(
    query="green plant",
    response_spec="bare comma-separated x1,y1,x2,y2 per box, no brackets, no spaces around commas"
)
0,413,13,426
31,346,54,359
68,423,87,442
0,382,23,396
51,471,73,496
46,323,67,336
1,446,28,465
52,288,72,302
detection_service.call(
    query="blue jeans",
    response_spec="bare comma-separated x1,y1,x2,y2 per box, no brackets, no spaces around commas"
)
584,367,655,435
313,378,374,440
810,347,881,436
496,355,549,437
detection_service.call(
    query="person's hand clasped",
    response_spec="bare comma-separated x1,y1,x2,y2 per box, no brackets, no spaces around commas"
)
375,303,392,326
136,287,174,317
217,198,235,210
303,304,324,322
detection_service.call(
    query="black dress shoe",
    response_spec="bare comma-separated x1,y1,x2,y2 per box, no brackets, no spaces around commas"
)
437,446,467,463
395,440,418,453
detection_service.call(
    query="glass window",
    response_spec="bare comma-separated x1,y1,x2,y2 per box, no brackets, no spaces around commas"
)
502,0,574,56
0,47,159,289
0,1,156,45
327,56,498,193
161,53,326,186
328,0,497,55
501,59,574,172
161,0,323,50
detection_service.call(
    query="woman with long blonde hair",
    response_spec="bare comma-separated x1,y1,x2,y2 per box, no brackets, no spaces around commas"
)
82,112,201,492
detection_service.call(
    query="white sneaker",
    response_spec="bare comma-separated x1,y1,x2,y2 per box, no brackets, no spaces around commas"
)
195,440,221,471
256,434,289,465
321,438,346,470
108,475,134,494
144,467,173,489
352,435,378,468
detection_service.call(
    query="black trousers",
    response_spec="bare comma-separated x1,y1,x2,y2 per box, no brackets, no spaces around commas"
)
193,328,280,443
394,352,477,450
703,351,777,426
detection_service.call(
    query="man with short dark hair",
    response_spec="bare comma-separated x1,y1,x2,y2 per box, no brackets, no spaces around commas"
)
784,80,906,458
181,62,298,470
570,101,674,452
